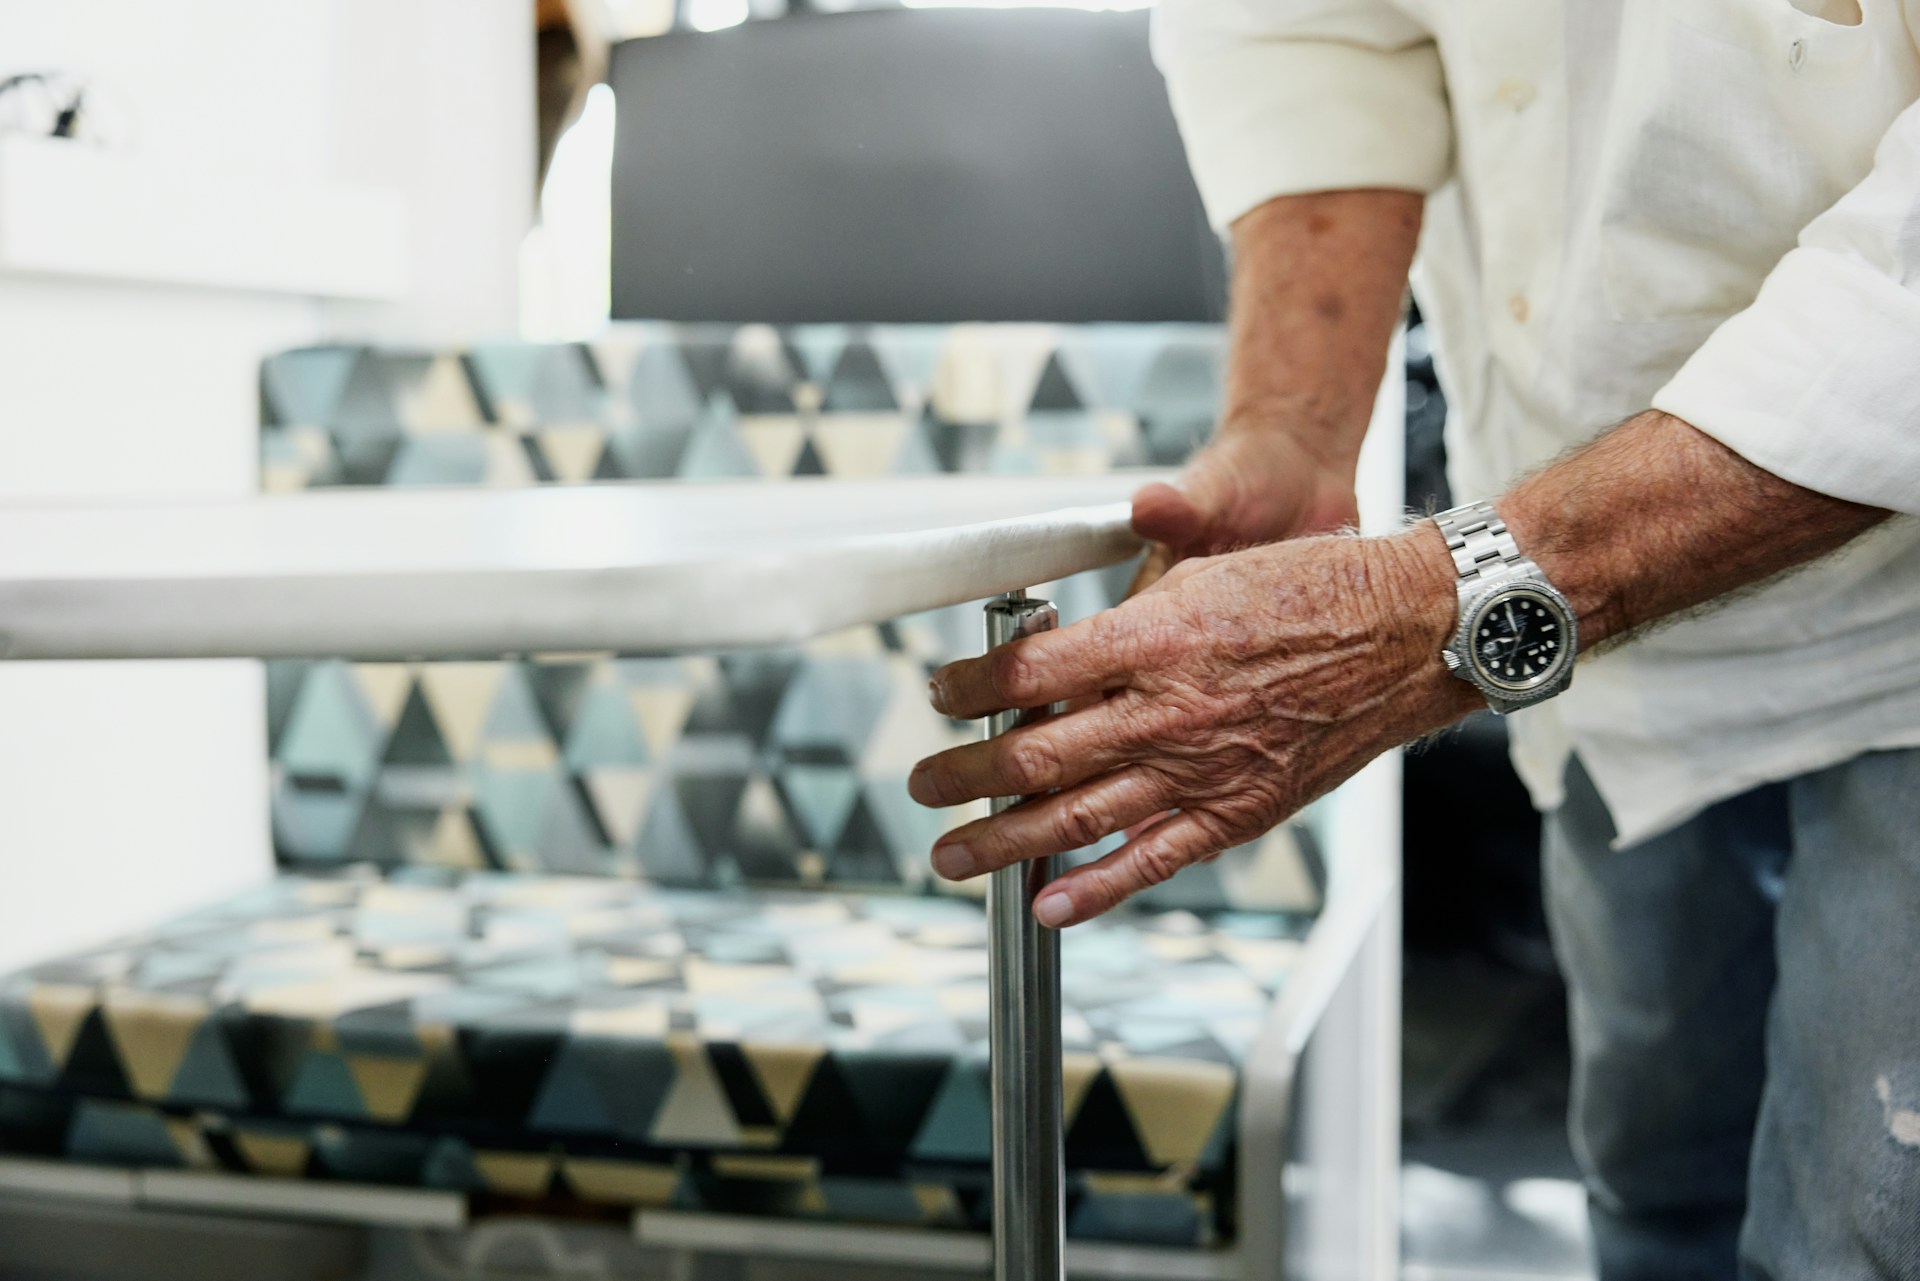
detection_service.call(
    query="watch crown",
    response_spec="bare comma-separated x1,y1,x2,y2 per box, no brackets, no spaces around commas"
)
1440,650,1462,673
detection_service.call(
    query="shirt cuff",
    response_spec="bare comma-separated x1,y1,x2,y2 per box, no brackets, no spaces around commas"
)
1653,246,1920,516
1155,37,1453,231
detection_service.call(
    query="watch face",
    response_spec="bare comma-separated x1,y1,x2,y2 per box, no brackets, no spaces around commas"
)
1467,587,1573,693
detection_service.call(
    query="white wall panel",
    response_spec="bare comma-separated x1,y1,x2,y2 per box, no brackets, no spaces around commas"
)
0,0,532,971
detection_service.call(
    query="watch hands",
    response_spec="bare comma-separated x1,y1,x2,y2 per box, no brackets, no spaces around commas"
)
1500,601,1530,660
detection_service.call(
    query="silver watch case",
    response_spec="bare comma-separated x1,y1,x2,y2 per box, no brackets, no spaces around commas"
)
1440,562,1578,715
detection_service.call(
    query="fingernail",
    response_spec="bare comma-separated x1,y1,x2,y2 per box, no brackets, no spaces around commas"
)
928,675,949,715
1034,892,1074,929
931,842,977,880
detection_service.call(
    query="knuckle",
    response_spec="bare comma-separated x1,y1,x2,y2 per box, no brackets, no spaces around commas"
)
993,646,1042,705
1145,687,1216,748
1118,601,1180,663
1099,607,1171,676
1217,778,1289,830
970,823,1014,871
1140,768,1183,812
1105,690,1160,739
1005,735,1061,792
1158,560,1202,592
1052,793,1111,851
1186,809,1249,864
1132,842,1184,888
1136,610,1198,679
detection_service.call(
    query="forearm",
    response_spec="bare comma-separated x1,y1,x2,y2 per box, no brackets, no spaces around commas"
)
1393,410,1892,703
1222,189,1424,471
1499,411,1888,648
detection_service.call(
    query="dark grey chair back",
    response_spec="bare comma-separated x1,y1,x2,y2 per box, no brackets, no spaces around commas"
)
609,9,1226,323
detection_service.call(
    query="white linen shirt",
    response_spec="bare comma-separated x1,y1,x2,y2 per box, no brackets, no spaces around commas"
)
1153,0,1920,845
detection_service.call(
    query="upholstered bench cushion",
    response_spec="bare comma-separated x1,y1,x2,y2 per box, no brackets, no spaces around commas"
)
0,871,1306,1246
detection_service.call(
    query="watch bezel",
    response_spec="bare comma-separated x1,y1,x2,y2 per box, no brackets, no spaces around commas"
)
1446,573,1579,709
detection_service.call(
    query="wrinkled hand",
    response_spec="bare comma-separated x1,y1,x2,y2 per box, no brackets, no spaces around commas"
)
1129,429,1360,594
910,529,1474,927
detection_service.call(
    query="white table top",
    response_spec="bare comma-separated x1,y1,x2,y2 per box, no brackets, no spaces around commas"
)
0,475,1158,659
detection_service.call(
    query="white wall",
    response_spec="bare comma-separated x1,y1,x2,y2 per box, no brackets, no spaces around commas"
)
0,0,532,971
325,0,535,345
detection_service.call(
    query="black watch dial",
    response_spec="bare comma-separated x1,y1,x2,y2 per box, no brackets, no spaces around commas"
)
1468,587,1572,693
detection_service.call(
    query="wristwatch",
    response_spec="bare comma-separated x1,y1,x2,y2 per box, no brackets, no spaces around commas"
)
1433,500,1578,715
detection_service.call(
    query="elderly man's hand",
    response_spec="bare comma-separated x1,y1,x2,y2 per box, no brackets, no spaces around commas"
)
1128,428,1359,593
909,528,1474,927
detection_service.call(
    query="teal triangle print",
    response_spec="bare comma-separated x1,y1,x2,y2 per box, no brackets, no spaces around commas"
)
676,394,757,479
787,325,850,383
869,327,945,406
526,1048,623,1134
910,1059,992,1161
66,1100,182,1165
169,1019,250,1110
262,346,359,426
564,687,651,769
779,766,860,850
482,666,553,744
626,342,704,428
284,1052,366,1118
1028,352,1083,412
278,663,382,790
384,685,452,766
471,766,565,867
0,1010,20,1081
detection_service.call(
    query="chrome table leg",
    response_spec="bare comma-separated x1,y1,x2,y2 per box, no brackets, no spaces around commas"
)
984,589,1066,1281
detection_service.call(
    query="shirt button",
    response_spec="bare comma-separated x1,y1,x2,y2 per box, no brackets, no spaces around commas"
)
1495,77,1537,111
1508,293,1531,324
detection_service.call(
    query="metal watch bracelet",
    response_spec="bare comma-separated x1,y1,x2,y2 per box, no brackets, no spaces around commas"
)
1434,500,1524,585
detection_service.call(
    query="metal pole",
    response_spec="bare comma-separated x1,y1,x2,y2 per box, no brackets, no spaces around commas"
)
984,589,1066,1281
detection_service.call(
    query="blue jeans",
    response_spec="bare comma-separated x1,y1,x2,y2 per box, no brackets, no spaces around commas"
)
1546,750,1920,1280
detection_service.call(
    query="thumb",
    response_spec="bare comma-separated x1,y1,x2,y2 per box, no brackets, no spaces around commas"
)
1131,481,1205,549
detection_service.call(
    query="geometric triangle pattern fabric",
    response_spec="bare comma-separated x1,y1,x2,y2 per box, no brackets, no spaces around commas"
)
0,869,1306,1247
258,324,1326,913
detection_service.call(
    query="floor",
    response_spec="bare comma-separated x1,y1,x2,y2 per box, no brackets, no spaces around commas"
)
1399,951,1594,1281
1395,699,1596,1281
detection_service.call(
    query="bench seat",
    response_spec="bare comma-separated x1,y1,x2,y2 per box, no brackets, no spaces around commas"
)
0,868,1308,1247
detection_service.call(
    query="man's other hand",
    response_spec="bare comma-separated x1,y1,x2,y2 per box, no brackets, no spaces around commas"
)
1121,188,1426,595
1129,429,1359,593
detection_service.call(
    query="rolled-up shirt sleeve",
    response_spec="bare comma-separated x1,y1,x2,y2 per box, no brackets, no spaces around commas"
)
1654,100,1920,516
1150,0,1452,231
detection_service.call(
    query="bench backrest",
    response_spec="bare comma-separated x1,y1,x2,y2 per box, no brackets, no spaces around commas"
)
260,324,1325,914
